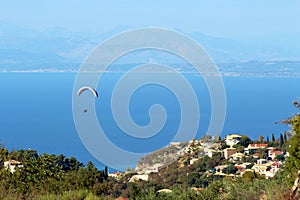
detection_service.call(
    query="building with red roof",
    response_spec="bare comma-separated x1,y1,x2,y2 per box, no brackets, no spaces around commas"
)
245,143,268,155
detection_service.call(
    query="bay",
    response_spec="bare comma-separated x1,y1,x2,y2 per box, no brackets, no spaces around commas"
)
0,72,299,170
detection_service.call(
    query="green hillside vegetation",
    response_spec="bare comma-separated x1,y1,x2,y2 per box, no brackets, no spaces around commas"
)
0,149,111,199
0,102,299,199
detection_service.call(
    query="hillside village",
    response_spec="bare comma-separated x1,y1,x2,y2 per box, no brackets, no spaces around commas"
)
0,127,298,199
4,133,287,185
110,133,289,184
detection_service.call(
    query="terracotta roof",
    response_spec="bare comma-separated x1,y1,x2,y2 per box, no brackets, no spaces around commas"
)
215,165,228,169
274,151,282,155
253,153,260,157
272,161,281,167
249,144,267,148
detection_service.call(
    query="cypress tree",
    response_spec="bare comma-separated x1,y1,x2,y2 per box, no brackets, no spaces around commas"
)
104,166,108,180
284,132,288,143
280,133,284,146
272,133,275,142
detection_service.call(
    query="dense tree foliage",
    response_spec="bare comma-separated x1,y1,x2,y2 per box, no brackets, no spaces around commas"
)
0,149,109,199
238,135,252,147
285,102,300,174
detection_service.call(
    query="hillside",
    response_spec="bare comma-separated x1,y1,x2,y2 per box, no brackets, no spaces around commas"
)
135,141,189,173
135,138,222,174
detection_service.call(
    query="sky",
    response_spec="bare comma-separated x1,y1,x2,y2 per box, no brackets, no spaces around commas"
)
0,0,299,38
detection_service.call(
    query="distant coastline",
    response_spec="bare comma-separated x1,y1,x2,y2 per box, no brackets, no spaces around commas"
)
1,60,300,77
1,69,300,77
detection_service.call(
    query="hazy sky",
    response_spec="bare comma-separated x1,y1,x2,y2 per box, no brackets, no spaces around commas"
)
0,0,299,38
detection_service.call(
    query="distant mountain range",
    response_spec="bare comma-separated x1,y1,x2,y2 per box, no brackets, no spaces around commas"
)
0,21,300,76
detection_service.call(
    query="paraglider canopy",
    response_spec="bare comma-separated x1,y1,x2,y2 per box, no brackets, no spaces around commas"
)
77,86,98,98
77,86,98,113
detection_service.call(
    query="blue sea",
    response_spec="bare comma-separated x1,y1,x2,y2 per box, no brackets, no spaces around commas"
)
0,72,299,170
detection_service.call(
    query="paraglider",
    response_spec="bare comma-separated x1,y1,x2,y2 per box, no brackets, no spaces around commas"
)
77,86,98,113
77,86,98,98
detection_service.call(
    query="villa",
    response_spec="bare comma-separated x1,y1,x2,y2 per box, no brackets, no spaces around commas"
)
268,147,283,160
230,152,244,161
245,143,268,154
225,134,242,147
224,148,237,159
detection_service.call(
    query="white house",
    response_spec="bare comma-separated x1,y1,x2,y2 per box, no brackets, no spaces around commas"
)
230,152,244,161
129,174,149,182
244,143,268,154
4,160,23,173
225,134,242,147
268,148,283,160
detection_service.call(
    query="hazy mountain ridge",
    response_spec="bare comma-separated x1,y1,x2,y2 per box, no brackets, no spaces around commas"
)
1,21,300,75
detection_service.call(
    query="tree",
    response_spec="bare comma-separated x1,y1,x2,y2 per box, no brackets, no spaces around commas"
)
239,135,252,147
202,135,212,142
220,143,230,150
0,147,9,167
246,163,254,169
234,144,245,153
223,164,237,174
129,183,139,199
276,154,285,162
242,170,256,182
285,102,300,174
258,135,264,143
266,136,270,143
280,133,284,147
67,156,83,171
257,148,267,159
272,133,275,142
216,134,222,142
241,170,264,182
205,153,222,170
104,166,108,180
284,132,288,143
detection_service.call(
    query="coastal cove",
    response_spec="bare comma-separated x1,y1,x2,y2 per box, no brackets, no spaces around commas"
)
0,72,299,170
